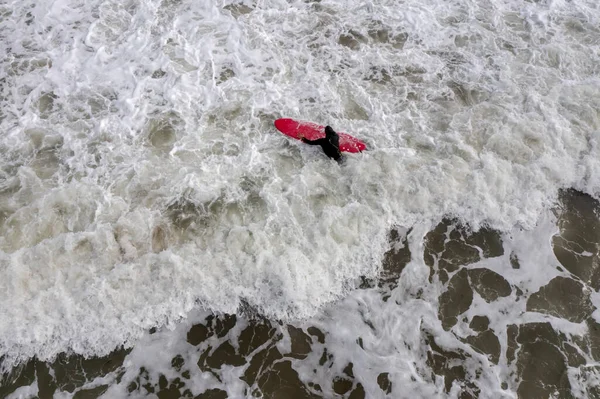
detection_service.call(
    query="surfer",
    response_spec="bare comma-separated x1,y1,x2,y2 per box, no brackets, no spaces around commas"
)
300,126,343,162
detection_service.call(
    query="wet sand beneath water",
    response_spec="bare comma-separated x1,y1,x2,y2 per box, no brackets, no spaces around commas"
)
2,189,599,398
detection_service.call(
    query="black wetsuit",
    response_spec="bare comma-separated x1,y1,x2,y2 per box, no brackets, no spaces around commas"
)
301,126,342,161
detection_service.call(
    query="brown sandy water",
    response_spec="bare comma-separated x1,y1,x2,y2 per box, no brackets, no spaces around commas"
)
2,188,599,399
2,0,600,396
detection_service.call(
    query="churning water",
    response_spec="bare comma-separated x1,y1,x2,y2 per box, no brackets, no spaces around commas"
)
1,0,600,398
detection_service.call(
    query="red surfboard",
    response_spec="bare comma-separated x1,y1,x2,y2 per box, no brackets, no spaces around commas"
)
274,118,366,153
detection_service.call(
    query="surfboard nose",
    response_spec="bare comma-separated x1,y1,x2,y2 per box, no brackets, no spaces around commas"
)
274,118,293,130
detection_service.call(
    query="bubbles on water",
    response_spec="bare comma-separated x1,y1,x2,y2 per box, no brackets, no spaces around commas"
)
146,112,183,152
1,2,600,395
223,2,254,17
35,92,59,119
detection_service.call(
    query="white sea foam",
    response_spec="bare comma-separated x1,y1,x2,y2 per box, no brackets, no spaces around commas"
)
0,0,599,383
70,214,594,398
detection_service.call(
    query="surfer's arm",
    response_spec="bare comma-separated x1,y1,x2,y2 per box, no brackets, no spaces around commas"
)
301,138,327,145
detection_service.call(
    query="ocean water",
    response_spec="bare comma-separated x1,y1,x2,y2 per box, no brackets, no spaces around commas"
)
1,0,600,398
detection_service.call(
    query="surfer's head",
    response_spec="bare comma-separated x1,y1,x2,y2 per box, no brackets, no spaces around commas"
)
325,126,336,137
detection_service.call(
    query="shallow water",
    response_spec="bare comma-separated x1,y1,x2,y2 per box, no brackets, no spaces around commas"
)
1,0,600,397
2,190,600,398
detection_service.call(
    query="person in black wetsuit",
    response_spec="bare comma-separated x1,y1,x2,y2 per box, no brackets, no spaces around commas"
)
300,126,342,162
